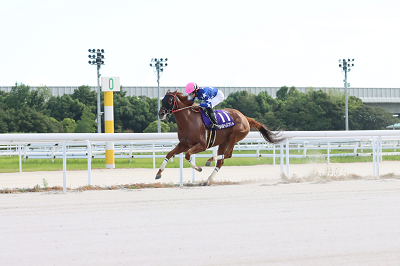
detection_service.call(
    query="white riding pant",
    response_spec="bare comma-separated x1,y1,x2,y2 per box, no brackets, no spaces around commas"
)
209,90,224,108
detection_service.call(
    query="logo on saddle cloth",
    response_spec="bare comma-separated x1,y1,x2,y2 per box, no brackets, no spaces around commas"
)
200,109,236,149
200,110,236,130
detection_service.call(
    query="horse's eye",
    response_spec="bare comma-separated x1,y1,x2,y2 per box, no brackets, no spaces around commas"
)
168,98,173,105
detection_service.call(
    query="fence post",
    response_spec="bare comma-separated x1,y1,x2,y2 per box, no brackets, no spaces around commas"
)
63,140,68,193
18,144,22,173
192,154,196,182
273,144,276,166
376,136,380,179
372,137,376,177
286,138,290,178
152,141,155,169
327,141,330,164
86,140,92,185
180,152,183,187
280,142,284,179
353,141,358,156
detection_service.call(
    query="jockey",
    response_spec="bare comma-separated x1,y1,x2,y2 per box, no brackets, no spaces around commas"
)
185,82,224,130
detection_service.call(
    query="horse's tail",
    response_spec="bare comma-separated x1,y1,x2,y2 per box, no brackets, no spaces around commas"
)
246,117,284,144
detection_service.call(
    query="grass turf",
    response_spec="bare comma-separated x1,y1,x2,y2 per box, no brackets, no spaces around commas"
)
0,150,399,173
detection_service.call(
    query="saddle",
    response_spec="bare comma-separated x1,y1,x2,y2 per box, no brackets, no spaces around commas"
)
200,109,235,130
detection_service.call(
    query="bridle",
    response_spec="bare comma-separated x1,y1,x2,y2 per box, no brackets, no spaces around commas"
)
161,93,199,115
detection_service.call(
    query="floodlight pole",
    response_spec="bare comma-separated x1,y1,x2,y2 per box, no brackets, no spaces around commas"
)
157,70,161,133
88,49,105,133
96,65,101,133
344,69,348,131
150,58,168,133
339,58,354,131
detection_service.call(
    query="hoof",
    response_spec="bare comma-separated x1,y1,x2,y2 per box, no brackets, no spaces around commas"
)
197,167,202,172
201,181,209,186
205,161,211,167
155,175,162,180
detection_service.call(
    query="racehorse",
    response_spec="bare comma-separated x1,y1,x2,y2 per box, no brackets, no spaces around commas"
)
156,90,283,185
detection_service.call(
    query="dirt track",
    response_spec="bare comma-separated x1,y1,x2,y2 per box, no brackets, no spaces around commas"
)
1,161,399,189
1,163,400,265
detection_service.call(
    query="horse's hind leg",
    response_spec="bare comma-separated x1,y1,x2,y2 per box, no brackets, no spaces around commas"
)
205,154,224,166
156,143,186,180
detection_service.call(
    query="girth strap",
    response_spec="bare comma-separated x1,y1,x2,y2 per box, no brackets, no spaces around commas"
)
207,128,217,149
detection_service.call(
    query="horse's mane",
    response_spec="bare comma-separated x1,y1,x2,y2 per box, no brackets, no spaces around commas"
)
173,91,194,106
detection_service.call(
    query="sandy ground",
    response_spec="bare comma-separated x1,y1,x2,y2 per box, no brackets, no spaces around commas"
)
0,161,399,189
1,162,400,265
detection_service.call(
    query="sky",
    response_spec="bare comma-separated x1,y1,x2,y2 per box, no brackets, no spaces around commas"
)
1,0,399,88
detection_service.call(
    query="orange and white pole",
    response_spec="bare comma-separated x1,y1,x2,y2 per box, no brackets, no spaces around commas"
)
104,91,115,169
102,77,120,169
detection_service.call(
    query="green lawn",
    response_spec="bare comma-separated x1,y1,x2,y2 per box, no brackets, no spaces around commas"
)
1,150,399,173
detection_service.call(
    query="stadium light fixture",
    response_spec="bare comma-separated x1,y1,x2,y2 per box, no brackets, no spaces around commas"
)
88,49,105,133
150,58,168,133
338,58,355,131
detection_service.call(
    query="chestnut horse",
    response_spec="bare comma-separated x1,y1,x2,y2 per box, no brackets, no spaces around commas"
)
156,90,283,185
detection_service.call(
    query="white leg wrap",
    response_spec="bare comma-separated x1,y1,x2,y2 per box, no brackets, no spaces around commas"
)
160,158,168,171
208,167,220,181
188,159,197,169
213,155,224,161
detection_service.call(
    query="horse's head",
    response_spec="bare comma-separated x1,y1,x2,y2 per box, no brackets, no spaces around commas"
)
158,90,178,120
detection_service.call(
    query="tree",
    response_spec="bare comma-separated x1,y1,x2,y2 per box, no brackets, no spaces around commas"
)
5,83,31,110
312,90,343,130
75,107,96,133
0,109,9,133
143,120,170,133
275,88,343,131
27,88,49,114
62,118,77,133
46,94,86,122
349,105,399,130
2,107,62,133
219,90,261,119
276,86,289,101
6,83,52,115
166,121,178,132
71,85,97,114
255,91,280,113
113,95,158,133
37,85,52,101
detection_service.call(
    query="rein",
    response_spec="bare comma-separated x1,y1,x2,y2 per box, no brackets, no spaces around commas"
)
174,106,201,113
162,93,200,114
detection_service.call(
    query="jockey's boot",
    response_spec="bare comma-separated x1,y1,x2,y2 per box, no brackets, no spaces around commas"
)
206,108,219,130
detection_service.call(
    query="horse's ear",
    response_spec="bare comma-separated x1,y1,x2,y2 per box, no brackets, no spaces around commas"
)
174,90,178,95
166,89,170,93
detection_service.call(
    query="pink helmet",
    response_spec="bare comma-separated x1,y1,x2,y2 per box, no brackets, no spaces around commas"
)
185,83,198,94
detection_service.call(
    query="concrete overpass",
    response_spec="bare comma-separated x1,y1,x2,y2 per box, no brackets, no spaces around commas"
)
1,86,399,114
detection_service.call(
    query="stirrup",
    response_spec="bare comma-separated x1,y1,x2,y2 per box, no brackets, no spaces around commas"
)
208,123,219,130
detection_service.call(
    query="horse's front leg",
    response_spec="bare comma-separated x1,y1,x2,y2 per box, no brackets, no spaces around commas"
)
203,141,229,185
156,143,186,180
185,143,206,172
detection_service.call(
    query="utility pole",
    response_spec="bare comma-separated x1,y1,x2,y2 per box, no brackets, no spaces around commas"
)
88,49,105,133
339,58,355,131
150,58,168,133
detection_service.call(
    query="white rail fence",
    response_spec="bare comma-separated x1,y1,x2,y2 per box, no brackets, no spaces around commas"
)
0,131,399,192
2,139,399,161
